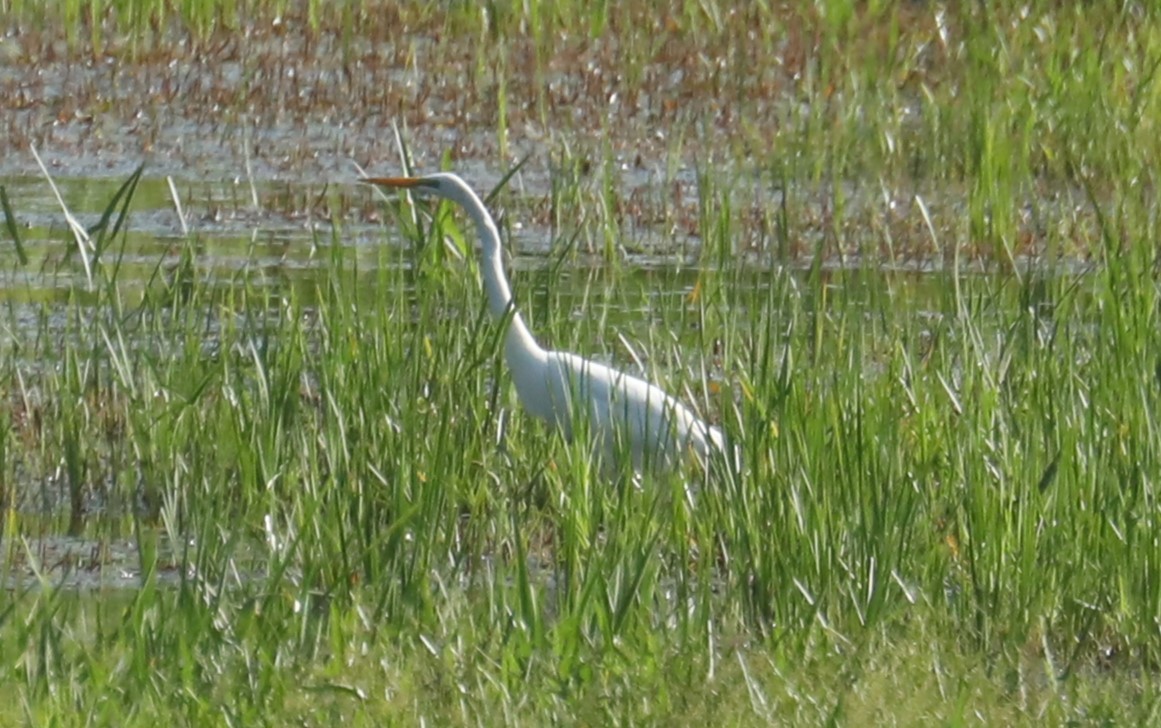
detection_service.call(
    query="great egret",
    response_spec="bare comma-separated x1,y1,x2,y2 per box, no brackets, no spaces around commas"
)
365,172,730,473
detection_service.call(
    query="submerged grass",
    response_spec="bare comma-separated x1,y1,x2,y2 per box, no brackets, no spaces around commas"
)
2,0,1161,724
2,156,1160,723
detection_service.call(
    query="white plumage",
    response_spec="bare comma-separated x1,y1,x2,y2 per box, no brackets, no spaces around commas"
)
365,172,730,472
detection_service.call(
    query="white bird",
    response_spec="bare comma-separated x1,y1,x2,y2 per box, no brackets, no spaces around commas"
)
364,172,730,474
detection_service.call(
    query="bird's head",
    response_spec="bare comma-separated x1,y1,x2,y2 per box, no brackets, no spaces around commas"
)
362,172,480,210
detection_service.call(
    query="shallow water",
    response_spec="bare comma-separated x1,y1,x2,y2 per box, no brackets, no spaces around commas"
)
3,528,190,591
0,20,1094,594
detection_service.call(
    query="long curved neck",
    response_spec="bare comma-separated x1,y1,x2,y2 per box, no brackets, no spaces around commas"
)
468,199,543,360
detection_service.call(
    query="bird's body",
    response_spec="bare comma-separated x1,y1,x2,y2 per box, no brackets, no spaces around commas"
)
365,172,728,472
514,344,728,471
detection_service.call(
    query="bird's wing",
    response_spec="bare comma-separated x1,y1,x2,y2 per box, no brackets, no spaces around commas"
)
545,350,714,463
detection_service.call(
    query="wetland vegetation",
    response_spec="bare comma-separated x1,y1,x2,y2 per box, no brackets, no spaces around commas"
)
1,0,1161,724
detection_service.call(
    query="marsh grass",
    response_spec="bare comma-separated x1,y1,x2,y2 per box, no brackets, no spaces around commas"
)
2,0,1161,724
3,152,1160,723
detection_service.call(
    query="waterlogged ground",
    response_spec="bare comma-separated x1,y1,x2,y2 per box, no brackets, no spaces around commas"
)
2,3,1160,725
2,525,190,590
1,2,1112,264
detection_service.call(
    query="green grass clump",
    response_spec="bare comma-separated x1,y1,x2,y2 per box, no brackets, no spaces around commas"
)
1,152,1160,724
2,0,1161,724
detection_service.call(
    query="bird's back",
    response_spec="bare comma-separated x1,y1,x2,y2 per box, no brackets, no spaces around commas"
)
541,350,723,471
